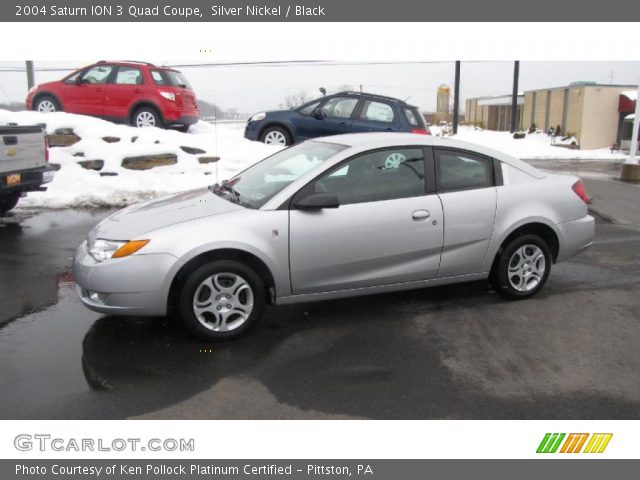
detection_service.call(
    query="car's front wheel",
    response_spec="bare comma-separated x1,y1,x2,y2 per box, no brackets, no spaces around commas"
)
260,126,291,146
178,260,266,340
132,106,163,129
34,95,60,113
493,234,551,299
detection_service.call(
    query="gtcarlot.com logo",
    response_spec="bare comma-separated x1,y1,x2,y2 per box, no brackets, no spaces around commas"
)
536,433,613,454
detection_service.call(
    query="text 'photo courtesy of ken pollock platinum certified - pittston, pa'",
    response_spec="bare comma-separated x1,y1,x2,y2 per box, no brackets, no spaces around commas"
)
20,5,327,19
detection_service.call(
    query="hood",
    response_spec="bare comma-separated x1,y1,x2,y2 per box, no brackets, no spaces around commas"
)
90,188,243,241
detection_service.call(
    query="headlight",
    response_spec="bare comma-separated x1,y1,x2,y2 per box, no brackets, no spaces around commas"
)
250,112,266,122
159,91,176,101
88,239,150,262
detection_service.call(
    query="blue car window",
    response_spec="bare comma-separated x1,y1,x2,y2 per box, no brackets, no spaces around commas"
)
361,101,395,123
323,97,358,119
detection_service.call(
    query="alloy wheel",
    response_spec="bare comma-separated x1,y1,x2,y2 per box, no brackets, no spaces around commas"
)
136,111,157,128
507,244,546,292
192,272,254,332
264,130,287,145
37,100,56,113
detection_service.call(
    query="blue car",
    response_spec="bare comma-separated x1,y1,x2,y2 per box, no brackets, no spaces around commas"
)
244,91,429,146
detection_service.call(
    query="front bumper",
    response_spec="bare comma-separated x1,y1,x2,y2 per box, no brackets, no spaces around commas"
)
244,121,262,141
73,241,180,316
556,214,595,262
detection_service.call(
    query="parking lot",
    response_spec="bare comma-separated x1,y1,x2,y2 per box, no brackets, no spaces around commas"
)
1,176,639,420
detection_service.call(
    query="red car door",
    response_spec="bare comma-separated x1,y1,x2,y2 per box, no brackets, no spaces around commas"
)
63,64,113,116
103,66,146,121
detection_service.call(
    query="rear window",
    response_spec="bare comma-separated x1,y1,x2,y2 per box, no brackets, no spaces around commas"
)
404,107,425,128
151,69,191,89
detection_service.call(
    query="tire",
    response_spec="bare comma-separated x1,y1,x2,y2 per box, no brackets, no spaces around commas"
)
493,234,552,300
34,95,60,113
176,125,190,133
132,106,164,129
178,260,266,340
260,126,291,146
0,193,21,215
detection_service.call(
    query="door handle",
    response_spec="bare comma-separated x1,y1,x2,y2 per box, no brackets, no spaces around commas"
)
133,88,142,93
340,122,349,127
412,209,430,221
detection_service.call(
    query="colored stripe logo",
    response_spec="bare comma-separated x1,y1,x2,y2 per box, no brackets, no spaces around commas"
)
537,433,612,453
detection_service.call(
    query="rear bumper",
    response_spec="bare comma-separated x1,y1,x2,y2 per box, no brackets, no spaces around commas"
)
0,163,60,194
73,241,181,316
556,215,595,262
165,115,199,128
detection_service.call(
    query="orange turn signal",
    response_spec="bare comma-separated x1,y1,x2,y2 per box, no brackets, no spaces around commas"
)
112,240,150,258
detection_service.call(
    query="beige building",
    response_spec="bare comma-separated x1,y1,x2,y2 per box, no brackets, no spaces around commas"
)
521,83,635,149
465,94,524,131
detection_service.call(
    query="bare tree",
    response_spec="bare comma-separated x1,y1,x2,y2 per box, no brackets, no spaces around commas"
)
284,91,312,109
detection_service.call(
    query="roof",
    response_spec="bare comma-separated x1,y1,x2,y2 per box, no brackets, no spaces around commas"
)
526,83,636,93
334,91,415,106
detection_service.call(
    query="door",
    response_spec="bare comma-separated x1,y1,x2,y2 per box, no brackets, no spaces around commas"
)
350,99,401,133
63,64,113,116
297,96,359,139
289,146,443,294
434,148,498,277
104,66,146,121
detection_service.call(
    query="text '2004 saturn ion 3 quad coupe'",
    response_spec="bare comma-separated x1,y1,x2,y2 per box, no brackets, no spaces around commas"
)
73,133,594,340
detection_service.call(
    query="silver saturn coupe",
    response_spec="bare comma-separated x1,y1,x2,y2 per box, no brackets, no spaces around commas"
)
73,133,594,339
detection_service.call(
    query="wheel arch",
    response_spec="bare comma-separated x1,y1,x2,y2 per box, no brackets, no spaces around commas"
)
32,91,63,111
129,100,164,123
167,248,277,312
259,122,294,143
489,221,560,276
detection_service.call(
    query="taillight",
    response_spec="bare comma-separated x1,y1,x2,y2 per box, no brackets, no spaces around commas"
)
44,135,49,163
571,180,590,204
411,128,429,135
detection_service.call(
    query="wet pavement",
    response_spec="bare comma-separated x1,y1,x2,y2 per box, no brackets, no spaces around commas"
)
1,208,640,419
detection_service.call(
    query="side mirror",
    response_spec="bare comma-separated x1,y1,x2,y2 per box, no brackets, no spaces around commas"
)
294,193,340,210
313,108,327,119
75,77,84,86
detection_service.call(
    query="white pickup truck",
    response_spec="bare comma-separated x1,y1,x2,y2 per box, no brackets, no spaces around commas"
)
0,124,59,214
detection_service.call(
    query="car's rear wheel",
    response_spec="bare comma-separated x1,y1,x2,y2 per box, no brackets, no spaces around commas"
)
260,126,291,146
133,106,163,129
493,234,551,299
178,260,265,340
0,193,21,215
34,95,60,113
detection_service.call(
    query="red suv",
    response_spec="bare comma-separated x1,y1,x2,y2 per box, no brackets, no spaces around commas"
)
26,61,199,131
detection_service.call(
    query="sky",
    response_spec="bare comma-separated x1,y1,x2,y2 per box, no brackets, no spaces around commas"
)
0,60,638,115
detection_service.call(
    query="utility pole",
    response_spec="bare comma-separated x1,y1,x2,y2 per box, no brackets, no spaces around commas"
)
26,61,35,90
510,60,520,134
453,61,460,135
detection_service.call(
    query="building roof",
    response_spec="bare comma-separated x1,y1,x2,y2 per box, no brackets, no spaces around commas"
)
526,83,636,93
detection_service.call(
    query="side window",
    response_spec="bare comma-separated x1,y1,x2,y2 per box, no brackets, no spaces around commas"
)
310,148,426,205
114,67,143,85
322,97,358,119
436,149,493,192
63,71,82,85
298,100,321,115
150,70,166,85
360,101,395,123
403,107,422,127
80,65,113,85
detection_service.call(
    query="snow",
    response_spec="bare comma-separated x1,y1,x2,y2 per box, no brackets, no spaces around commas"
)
0,109,280,208
622,90,638,101
0,109,630,209
442,126,627,161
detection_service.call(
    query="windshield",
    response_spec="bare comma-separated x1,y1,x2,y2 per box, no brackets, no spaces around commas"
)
216,141,347,209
